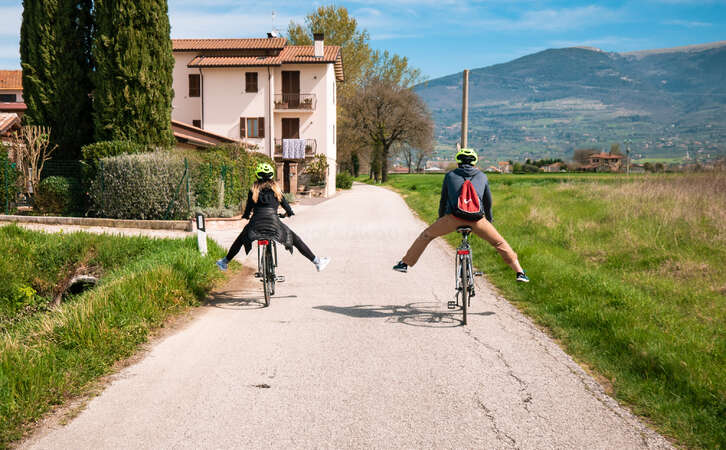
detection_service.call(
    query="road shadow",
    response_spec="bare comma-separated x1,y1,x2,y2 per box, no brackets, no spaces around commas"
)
207,289,298,310
313,302,495,328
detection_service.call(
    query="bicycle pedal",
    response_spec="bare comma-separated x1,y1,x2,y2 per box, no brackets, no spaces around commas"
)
276,276,286,282
474,272,483,277
447,301,458,310
254,272,262,278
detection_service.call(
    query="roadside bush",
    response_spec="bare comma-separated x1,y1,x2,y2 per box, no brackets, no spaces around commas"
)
336,171,353,189
89,152,191,220
181,145,272,214
305,154,328,186
81,140,147,161
194,206,238,218
34,176,82,215
0,148,20,212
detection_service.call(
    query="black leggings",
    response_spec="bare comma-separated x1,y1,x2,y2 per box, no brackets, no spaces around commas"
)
226,231,316,263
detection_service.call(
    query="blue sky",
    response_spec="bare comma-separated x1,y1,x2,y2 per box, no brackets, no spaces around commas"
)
1,0,724,79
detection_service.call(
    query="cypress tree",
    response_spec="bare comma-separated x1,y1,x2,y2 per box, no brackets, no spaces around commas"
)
20,0,57,130
20,0,94,159
92,0,175,147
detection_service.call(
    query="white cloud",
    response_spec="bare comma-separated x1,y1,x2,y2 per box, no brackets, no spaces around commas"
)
663,19,712,27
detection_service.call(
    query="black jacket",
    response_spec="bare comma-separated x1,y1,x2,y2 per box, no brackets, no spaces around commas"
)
238,188,295,255
438,165,493,222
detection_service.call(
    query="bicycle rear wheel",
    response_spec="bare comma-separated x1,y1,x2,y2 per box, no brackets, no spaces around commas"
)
460,254,469,325
261,248,271,307
266,244,276,297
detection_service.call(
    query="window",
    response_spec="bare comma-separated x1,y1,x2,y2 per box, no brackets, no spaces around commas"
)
245,72,258,93
192,120,201,128
240,117,265,138
0,94,16,102
188,74,200,97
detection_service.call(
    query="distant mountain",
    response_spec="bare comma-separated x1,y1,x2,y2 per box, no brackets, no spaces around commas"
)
415,41,726,164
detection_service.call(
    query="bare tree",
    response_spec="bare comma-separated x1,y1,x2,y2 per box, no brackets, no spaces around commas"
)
344,77,433,182
12,125,57,195
398,144,434,173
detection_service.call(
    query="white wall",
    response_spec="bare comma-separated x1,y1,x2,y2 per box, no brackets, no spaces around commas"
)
171,53,202,126
202,67,269,153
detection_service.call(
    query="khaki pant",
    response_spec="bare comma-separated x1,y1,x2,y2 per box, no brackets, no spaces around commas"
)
402,214,519,270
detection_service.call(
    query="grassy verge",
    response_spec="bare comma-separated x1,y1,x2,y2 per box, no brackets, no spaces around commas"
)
0,225,228,446
372,172,725,448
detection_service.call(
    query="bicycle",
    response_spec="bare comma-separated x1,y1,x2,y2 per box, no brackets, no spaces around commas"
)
448,226,482,325
254,214,287,307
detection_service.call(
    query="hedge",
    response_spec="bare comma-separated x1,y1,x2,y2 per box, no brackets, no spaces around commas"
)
89,152,191,220
336,171,353,189
1,148,20,212
34,176,83,215
81,140,148,161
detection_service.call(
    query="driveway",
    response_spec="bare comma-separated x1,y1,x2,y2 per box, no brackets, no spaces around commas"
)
24,183,670,449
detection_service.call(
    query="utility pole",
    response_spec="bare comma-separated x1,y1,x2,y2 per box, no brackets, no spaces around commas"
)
625,138,632,175
461,69,469,149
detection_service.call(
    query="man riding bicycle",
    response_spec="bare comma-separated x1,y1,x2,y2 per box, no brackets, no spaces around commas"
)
393,148,529,283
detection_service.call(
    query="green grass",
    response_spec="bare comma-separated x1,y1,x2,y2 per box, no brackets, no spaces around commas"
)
0,225,228,446
373,172,726,448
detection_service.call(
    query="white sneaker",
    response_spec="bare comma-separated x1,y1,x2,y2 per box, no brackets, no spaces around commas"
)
315,257,330,272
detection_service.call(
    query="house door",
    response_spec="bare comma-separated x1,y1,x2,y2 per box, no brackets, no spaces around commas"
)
282,71,300,108
281,118,300,139
283,162,291,193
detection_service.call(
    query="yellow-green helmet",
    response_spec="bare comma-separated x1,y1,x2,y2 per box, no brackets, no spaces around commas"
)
255,162,275,181
455,148,478,165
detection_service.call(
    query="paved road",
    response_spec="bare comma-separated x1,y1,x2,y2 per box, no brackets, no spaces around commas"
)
25,183,670,449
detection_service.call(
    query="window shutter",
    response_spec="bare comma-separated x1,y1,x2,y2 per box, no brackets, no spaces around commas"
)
239,117,246,138
258,117,265,138
189,74,200,97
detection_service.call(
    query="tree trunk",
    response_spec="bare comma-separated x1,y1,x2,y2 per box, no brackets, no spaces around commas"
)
381,144,390,183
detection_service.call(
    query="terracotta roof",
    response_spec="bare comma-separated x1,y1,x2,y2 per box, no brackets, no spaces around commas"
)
172,38,287,51
588,152,624,159
0,70,22,90
185,45,344,81
172,120,238,148
188,55,282,68
0,113,21,135
0,102,27,112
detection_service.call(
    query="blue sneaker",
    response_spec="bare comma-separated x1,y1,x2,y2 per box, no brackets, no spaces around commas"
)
216,258,228,271
393,261,408,273
516,271,529,283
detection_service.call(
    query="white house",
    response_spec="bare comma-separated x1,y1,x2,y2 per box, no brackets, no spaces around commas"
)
171,35,344,197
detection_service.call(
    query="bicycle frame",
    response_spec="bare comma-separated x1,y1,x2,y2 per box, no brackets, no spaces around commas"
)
455,232,474,294
256,239,278,272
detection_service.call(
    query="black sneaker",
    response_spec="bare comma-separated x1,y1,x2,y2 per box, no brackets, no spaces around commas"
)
393,261,408,273
516,271,530,283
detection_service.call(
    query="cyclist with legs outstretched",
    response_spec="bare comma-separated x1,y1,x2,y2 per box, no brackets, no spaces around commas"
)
393,149,529,282
216,163,330,272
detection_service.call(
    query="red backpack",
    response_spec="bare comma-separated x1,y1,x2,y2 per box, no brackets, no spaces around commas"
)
455,177,484,221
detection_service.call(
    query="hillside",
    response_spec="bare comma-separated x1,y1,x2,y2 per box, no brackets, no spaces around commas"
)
415,41,726,164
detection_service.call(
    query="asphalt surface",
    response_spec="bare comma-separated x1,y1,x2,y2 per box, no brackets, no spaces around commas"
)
25,183,671,449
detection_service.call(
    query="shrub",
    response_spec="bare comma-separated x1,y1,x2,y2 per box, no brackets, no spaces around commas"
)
89,152,191,220
336,171,353,189
0,148,20,212
81,140,147,161
193,206,238,218
34,176,82,215
283,192,296,204
304,154,328,186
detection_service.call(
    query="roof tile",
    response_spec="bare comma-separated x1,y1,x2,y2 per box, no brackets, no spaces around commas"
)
0,70,22,90
172,38,287,51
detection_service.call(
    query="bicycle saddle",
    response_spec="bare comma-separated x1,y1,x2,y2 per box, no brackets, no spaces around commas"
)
457,226,472,233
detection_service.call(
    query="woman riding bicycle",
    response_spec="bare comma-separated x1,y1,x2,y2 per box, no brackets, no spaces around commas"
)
216,162,330,272
393,148,529,282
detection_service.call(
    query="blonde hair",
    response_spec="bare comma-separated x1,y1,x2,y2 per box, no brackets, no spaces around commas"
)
251,180,283,203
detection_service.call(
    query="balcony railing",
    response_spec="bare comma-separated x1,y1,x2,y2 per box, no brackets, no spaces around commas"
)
274,138,317,159
273,93,316,111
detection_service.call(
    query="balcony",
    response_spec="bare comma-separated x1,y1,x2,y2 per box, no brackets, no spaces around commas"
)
274,138,317,160
273,93,316,111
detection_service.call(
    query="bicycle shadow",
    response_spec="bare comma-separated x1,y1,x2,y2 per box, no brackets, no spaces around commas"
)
207,290,298,310
313,302,495,328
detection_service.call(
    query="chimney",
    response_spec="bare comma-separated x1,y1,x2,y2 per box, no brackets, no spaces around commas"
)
314,33,324,58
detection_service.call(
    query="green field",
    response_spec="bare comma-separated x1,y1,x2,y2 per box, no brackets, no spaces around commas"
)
369,172,725,448
0,226,227,446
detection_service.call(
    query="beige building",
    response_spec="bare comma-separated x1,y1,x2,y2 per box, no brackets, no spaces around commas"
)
0,70,26,116
171,35,344,196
